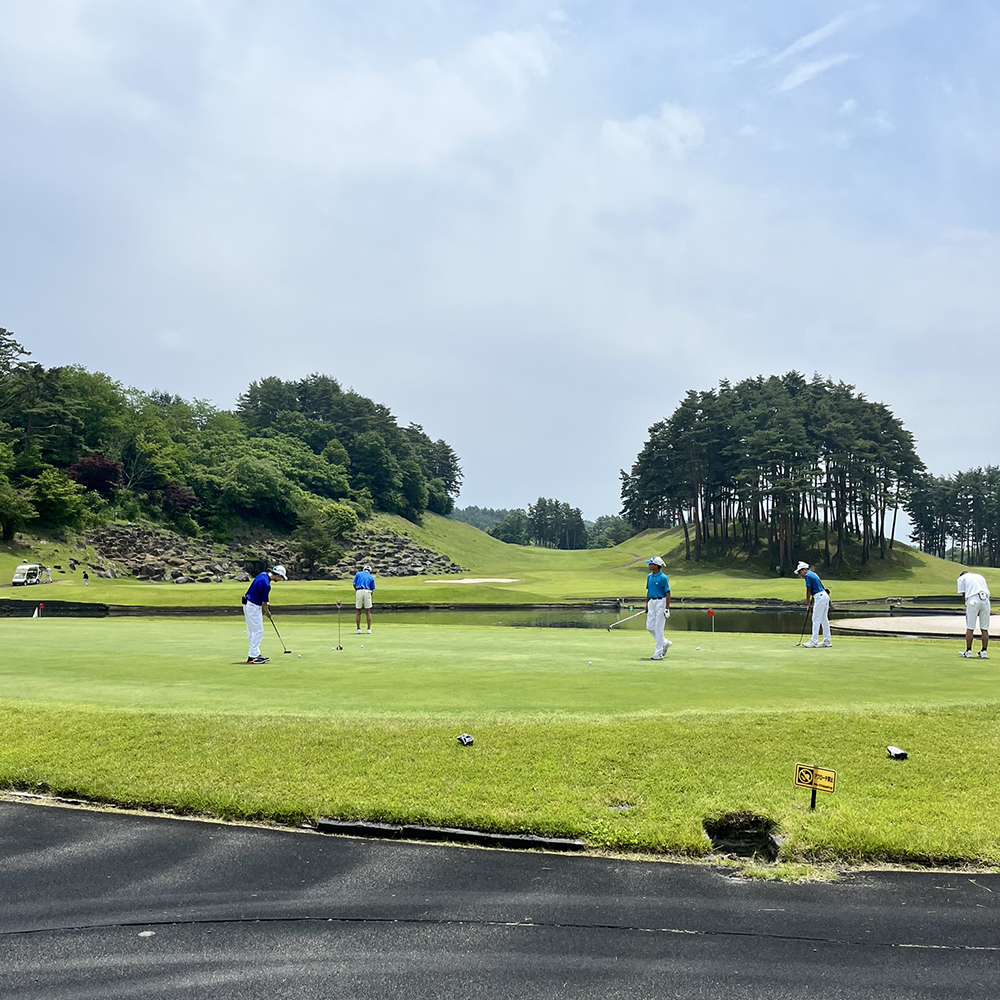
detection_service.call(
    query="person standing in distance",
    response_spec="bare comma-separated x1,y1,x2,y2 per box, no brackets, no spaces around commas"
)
242,565,287,664
957,569,991,659
354,563,375,634
645,556,671,660
795,560,831,647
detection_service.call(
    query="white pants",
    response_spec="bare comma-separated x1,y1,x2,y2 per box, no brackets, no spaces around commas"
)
647,598,667,657
966,596,991,632
811,590,831,644
244,601,263,658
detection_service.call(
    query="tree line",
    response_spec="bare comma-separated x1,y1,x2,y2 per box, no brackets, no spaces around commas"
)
621,372,925,574
478,500,633,550
0,329,461,547
906,468,1000,567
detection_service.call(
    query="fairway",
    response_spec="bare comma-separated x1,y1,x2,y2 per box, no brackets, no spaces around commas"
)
6,515,998,609
3,616,1000,867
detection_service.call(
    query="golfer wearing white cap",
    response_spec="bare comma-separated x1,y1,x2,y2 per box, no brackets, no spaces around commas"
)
242,565,288,664
795,560,830,648
353,563,376,634
957,569,990,658
645,556,672,659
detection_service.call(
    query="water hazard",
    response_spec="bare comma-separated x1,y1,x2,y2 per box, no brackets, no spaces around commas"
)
373,606,891,634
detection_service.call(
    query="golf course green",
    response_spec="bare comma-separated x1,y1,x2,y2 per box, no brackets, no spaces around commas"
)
2,609,998,869
3,517,999,870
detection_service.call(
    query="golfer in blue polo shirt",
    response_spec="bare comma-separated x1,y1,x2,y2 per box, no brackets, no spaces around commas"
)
645,556,672,659
795,560,831,647
242,565,287,664
353,563,375,634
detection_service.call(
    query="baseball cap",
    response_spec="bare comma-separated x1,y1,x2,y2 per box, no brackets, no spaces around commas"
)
646,556,665,567
271,565,288,579
794,561,809,574
363,564,372,573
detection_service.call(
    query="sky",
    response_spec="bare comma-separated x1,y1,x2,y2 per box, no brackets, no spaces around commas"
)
2,0,998,521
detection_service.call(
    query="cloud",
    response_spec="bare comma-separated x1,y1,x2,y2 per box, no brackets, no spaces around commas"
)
769,13,854,64
773,54,854,93
600,102,705,159
203,28,556,175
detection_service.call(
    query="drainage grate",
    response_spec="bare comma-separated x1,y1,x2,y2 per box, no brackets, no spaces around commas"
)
703,811,782,862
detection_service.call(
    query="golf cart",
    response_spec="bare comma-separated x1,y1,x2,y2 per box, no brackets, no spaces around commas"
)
11,563,44,586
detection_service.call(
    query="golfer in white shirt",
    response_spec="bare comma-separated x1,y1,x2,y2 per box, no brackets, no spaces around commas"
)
957,570,991,659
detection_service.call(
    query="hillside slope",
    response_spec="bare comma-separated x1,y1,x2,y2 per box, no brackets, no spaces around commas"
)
2,515,994,606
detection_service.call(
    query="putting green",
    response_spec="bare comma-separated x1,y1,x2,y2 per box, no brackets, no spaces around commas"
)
0,616,992,717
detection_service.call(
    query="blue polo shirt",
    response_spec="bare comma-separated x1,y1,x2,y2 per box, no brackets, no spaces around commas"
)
646,571,670,600
803,570,825,596
245,572,272,606
353,570,375,591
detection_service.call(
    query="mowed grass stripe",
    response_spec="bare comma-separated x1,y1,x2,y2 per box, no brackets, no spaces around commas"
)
2,618,999,863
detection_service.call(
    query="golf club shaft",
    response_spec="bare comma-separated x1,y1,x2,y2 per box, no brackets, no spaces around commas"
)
608,609,646,630
795,608,810,646
270,616,290,652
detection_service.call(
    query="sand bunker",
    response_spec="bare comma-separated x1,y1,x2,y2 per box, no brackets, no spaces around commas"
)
425,578,519,584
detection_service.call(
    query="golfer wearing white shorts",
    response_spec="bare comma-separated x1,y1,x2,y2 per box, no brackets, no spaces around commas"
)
957,570,990,659
353,564,375,634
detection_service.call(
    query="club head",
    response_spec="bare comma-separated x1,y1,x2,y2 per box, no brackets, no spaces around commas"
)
284,650,292,654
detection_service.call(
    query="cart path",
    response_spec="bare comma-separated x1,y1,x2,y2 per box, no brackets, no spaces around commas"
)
1,800,999,999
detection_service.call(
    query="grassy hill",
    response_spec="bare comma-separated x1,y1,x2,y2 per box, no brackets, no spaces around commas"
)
2,514,994,606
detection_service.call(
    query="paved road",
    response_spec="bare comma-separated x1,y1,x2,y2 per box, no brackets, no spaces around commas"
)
1,800,998,999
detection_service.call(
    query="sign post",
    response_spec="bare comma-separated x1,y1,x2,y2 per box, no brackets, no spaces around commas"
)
794,763,837,810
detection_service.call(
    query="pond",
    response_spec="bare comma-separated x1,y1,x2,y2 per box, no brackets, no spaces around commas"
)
365,607,893,634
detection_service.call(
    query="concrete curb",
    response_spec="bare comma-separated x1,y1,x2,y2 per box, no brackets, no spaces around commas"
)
316,817,586,852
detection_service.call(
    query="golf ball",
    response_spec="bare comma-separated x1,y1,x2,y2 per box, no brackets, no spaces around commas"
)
696,646,701,650
297,654,301,658
588,661,592,665
360,644,364,648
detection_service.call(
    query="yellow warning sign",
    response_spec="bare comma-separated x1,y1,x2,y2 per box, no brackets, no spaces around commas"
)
794,763,837,794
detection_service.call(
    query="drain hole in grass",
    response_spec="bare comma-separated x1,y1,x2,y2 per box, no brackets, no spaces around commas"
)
703,812,781,862
607,802,632,813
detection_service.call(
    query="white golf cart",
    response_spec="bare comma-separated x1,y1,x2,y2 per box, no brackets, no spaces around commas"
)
11,563,44,586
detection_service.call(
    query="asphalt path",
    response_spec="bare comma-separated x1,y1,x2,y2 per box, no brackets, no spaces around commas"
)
1,800,998,999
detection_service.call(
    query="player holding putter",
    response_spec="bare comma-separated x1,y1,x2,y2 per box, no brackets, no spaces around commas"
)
957,569,991,659
353,563,375,634
645,556,671,660
795,560,831,648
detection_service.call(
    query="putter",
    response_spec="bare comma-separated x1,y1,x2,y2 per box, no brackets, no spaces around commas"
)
334,601,344,650
607,609,646,632
794,608,810,646
270,616,292,654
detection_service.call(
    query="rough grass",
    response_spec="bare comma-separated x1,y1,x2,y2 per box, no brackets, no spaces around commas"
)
2,617,998,865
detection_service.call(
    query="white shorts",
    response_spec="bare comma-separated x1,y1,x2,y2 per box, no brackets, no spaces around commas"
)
355,590,373,610
965,597,990,631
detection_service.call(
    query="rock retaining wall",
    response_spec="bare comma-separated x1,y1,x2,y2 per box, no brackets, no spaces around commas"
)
80,523,465,582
